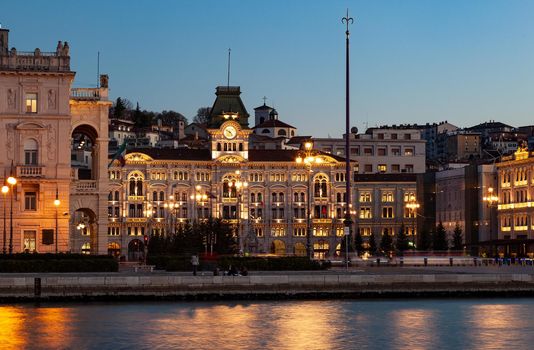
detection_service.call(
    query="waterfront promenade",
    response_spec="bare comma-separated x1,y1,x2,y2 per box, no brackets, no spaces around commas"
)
2,265,534,301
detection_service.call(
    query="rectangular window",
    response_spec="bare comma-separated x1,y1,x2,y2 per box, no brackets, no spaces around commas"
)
360,227,372,236
391,133,398,140
404,133,412,140
404,148,414,156
24,192,37,211
359,207,372,219
382,207,394,218
25,150,38,165
378,164,387,173
359,192,372,202
392,164,400,173
23,230,37,252
378,148,386,156
363,147,373,156
391,148,400,156
42,229,54,245
25,93,38,113
405,164,414,173
364,164,373,173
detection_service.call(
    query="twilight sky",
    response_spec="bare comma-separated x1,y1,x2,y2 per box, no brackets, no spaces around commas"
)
3,0,534,136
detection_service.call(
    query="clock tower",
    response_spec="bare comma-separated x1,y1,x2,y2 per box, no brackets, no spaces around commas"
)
209,115,252,161
206,86,252,162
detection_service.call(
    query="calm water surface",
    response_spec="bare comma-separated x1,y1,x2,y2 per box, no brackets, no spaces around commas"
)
1,298,533,350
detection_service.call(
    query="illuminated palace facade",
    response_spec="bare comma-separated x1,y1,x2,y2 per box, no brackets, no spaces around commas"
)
495,146,534,257
101,87,420,260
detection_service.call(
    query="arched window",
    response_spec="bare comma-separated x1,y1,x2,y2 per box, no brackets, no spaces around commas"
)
278,129,287,136
300,192,305,202
279,192,284,202
239,143,243,151
293,192,299,202
250,193,256,203
217,143,222,151
272,193,277,203
108,192,113,201
153,191,158,201
128,172,144,196
314,174,328,198
222,175,237,198
257,193,263,203
159,191,165,201
262,129,270,134
24,138,38,165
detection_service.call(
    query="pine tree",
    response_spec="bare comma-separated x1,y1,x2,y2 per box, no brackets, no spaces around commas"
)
433,221,449,251
380,231,393,255
113,97,125,119
419,228,431,251
354,231,363,256
368,234,377,256
452,223,463,251
396,224,410,253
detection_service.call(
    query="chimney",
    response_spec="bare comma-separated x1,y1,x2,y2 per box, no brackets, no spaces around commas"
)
0,27,9,55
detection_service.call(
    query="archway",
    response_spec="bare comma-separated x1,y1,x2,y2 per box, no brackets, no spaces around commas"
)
294,242,306,256
128,239,145,261
71,124,99,180
271,240,286,256
72,208,97,254
108,242,121,257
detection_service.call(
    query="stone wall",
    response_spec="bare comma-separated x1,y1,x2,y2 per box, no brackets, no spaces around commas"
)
1,273,534,301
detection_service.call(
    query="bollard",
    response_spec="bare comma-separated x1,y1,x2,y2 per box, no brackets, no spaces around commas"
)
424,257,428,266
34,277,41,297
377,258,381,267
449,257,453,266
399,257,404,267
473,258,477,266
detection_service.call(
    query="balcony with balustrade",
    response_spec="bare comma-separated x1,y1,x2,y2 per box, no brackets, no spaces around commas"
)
16,165,43,178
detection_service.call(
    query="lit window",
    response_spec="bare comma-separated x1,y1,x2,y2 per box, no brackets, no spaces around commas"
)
25,93,38,113
378,164,387,173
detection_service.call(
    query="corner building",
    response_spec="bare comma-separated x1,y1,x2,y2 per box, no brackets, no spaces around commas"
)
0,28,110,254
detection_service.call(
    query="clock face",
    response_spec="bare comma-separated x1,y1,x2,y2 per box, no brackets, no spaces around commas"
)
224,126,237,139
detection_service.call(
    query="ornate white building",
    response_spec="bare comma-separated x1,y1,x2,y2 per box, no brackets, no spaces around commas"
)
103,87,421,260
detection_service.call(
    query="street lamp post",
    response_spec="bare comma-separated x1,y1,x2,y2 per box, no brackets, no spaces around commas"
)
483,187,498,255
2,183,8,254
406,198,420,249
54,187,61,253
296,141,322,259
7,173,16,254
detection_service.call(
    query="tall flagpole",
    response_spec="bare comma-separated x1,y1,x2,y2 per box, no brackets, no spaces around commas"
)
342,10,354,270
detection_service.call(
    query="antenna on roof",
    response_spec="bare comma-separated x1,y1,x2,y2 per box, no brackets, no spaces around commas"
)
227,48,231,88
96,51,100,88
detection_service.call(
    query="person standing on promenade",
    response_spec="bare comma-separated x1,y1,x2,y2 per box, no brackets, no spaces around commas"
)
191,254,199,276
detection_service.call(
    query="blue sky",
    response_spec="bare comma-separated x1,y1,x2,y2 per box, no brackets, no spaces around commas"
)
3,0,534,136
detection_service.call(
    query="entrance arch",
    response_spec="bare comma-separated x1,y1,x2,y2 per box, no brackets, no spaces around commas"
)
128,239,145,261
294,242,306,256
72,208,97,254
71,124,99,180
271,240,286,256
108,242,121,257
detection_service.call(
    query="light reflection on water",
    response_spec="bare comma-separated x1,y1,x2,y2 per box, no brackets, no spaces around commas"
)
1,299,534,350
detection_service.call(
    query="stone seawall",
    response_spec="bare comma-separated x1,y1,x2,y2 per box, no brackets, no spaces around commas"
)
1,274,534,301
